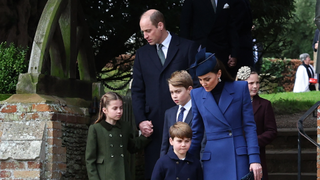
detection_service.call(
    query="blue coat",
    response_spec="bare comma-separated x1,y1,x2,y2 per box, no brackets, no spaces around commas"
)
189,81,260,180
151,150,203,180
131,33,199,178
160,105,193,156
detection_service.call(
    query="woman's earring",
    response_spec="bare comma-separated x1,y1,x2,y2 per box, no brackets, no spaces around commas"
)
218,77,221,82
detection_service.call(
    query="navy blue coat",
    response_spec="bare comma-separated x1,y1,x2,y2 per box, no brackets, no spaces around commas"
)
151,150,203,180
131,33,199,178
160,105,193,156
189,81,260,180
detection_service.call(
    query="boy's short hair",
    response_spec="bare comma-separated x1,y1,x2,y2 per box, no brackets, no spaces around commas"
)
168,70,193,89
169,122,192,139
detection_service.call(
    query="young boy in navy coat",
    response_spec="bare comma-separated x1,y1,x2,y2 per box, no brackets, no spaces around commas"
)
151,122,203,180
160,70,193,157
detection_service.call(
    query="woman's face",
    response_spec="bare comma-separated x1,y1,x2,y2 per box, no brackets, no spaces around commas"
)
198,70,221,92
304,56,311,65
246,73,260,97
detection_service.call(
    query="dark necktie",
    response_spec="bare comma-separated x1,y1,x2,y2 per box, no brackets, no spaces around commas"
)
157,44,166,65
178,107,185,122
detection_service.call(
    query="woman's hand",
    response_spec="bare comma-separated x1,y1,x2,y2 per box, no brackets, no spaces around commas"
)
249,163,263,180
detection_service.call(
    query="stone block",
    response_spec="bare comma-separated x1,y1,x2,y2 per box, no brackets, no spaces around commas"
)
13,170,40,178
16,104,33,113
0,105,17,113
28,161,41,169
47,129,62,138
47,121,62,129
16,73,92,100
0,170,11,178
47,138,62,146
0,141,42,160
1,121,45,140
32,104,52,112
0,161,25,169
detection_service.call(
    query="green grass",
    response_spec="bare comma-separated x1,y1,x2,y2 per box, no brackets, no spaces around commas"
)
0,94,12,101
260,91,320,115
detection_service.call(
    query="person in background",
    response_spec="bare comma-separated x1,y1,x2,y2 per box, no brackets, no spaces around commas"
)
131,9,199,179
85,92,151,180
188,48,262,180
293,53,317,93
152,122,203,180
312,28,320,91
237,66,278,180
180,0,239,77
160,70,193,156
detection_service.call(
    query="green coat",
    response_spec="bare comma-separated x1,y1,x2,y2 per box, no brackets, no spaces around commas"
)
86,120,150,180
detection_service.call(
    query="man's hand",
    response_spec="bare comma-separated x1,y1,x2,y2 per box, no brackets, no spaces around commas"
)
139,120,153,137
228,55,237,68
315,42,318,50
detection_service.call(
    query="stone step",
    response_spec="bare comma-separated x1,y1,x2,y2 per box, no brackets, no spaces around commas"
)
268,173,316,180
266,128,317,150
266,149,316,173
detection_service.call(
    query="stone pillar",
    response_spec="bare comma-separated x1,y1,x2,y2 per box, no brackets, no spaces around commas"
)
317,105,320,179
0,94,91,179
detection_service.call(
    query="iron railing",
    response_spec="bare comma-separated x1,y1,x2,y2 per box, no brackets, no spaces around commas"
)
297,101,320,180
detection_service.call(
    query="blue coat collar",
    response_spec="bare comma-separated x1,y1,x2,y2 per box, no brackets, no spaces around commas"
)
202,81,235,126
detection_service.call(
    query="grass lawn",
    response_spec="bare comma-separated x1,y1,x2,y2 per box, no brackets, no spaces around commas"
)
0,94,12,101
1,91,319,115
260,91,320,115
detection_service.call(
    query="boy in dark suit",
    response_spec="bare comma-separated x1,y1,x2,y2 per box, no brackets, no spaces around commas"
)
152,122,203,180
160,70,193,156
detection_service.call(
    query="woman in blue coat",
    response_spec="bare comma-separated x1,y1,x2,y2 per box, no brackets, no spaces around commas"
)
188,49,263,180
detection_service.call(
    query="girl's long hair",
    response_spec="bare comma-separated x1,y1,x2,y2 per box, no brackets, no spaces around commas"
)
94,92,123,124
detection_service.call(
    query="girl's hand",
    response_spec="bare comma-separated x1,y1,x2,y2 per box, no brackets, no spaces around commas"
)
249,163,263,180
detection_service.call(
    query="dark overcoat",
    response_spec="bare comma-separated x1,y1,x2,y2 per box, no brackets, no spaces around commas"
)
85,120,150,180
252,95,277,180
180,0,239,64
151,150,203,180
160,105,193,156
189,81,260,180
131,33,198,178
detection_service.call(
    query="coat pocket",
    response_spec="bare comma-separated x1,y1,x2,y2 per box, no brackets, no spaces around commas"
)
236,147,248,155
97,158,104,164
201,152,211,161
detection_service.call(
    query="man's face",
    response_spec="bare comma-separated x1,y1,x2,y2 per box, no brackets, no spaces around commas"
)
140,17,163,45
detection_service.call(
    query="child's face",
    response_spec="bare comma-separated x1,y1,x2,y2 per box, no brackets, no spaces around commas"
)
102,100,123,122
246,73,260,98
169,84,192,106
169,137,191,157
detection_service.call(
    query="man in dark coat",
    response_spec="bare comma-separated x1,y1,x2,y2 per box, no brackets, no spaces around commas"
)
131,9,199,179
234,0,254,74
315,0,320,74
180,0,239,76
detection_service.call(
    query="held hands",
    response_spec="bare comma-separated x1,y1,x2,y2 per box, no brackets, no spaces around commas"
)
249,163,263,180
139,120,153,137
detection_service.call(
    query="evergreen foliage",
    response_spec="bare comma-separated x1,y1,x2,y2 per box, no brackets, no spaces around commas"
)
0,42,28,94
281,0,317,59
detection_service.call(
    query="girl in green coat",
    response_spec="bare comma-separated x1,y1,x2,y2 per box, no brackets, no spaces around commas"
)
86,92,152,180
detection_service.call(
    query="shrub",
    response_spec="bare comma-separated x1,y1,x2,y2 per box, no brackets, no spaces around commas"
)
259,58,293,94
0,42,28,94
